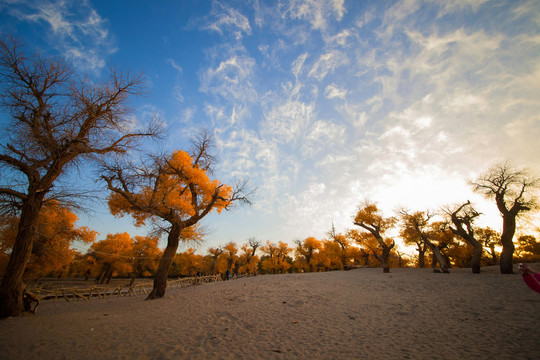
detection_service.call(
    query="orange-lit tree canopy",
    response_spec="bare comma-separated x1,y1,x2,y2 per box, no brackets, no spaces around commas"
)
89,232,134,284
131,236,161,278
260,241,292,274
294,237,322,272
354,201,396,273
237,238,260,275
107,149,233,227
0,202,95,279
398,209,450,273
102,132,250,298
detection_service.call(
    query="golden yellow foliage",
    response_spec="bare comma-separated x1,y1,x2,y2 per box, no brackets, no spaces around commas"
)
90,232,134,283
107,150,233,227
172,248,204,277
132,236,161,277
354,203,397,233
0,202,96,278
260,241,292,274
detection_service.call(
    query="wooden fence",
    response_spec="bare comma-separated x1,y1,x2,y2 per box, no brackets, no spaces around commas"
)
26,274,224,303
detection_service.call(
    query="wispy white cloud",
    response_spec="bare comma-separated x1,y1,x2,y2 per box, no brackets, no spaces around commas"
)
308,50,348,81
325,29,353,47
337,103,368,129
302,119,346,156
167,59,183,74
324,83,347,99
202,0,251,39
261,99,314,144
5,0,115,71
432,0,490,17
180,106,196,124
172,86,184,104
199,46,257,102
291,52,309,80
282,0,346,31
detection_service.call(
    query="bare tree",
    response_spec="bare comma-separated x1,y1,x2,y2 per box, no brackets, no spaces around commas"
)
470,162,539,274
0,37,159,318
444,201,483,273
102,132,251,299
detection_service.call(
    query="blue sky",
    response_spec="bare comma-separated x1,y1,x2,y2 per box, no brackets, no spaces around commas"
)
1,0,539,253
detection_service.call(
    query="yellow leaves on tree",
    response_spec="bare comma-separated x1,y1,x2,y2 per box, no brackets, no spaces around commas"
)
0,202,96,278
220,242,238,274
107,150,233,227
103,132,250,299
260,241,292,274
237,241,260,275
354,202,397,234
354,201,397,273
172,248,204,277
72,233,161,281
294,237,323,272
132,236,161,278
90,232,134,284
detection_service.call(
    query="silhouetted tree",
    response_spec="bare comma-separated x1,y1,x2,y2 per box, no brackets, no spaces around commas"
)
475,227,500,266
398,209,450,273
445,201,483,273
470,162,539,273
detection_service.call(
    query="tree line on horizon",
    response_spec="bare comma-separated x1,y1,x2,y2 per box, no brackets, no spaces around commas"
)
0,36,538,318
1,199,539,283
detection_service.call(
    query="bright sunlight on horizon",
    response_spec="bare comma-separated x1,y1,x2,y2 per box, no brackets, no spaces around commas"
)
1,0,539,253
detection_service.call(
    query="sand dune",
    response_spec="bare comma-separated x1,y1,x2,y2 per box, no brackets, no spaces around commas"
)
0,268,538,359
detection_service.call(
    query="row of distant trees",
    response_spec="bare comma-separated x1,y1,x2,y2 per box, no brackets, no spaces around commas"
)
1,201,539,282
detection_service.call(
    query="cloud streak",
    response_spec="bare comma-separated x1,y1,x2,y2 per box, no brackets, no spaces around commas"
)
3,0,115,71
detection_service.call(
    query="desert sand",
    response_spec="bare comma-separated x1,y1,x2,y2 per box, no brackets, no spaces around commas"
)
0,267,539,360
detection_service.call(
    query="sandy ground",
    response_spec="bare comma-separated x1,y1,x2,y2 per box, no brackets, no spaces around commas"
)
0,267,539,360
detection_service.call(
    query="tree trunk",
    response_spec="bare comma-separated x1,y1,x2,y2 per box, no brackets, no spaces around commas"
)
105,268,114,284
96,270,106,284
417,246,426,268
425,238,449,273
0,197,42,318
307,256,313,272
500,215,516,274
488,245,497,265
147,224,181,299
471,243,483,274
381,246,391,273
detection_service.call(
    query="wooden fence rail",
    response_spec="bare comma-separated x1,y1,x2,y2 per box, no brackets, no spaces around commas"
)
26,275,225,303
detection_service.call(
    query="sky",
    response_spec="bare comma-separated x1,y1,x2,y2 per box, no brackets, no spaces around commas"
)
1,0,539,254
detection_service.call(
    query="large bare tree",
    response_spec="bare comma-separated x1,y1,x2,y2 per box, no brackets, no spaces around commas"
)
470,162,539,274
0,38,159,318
